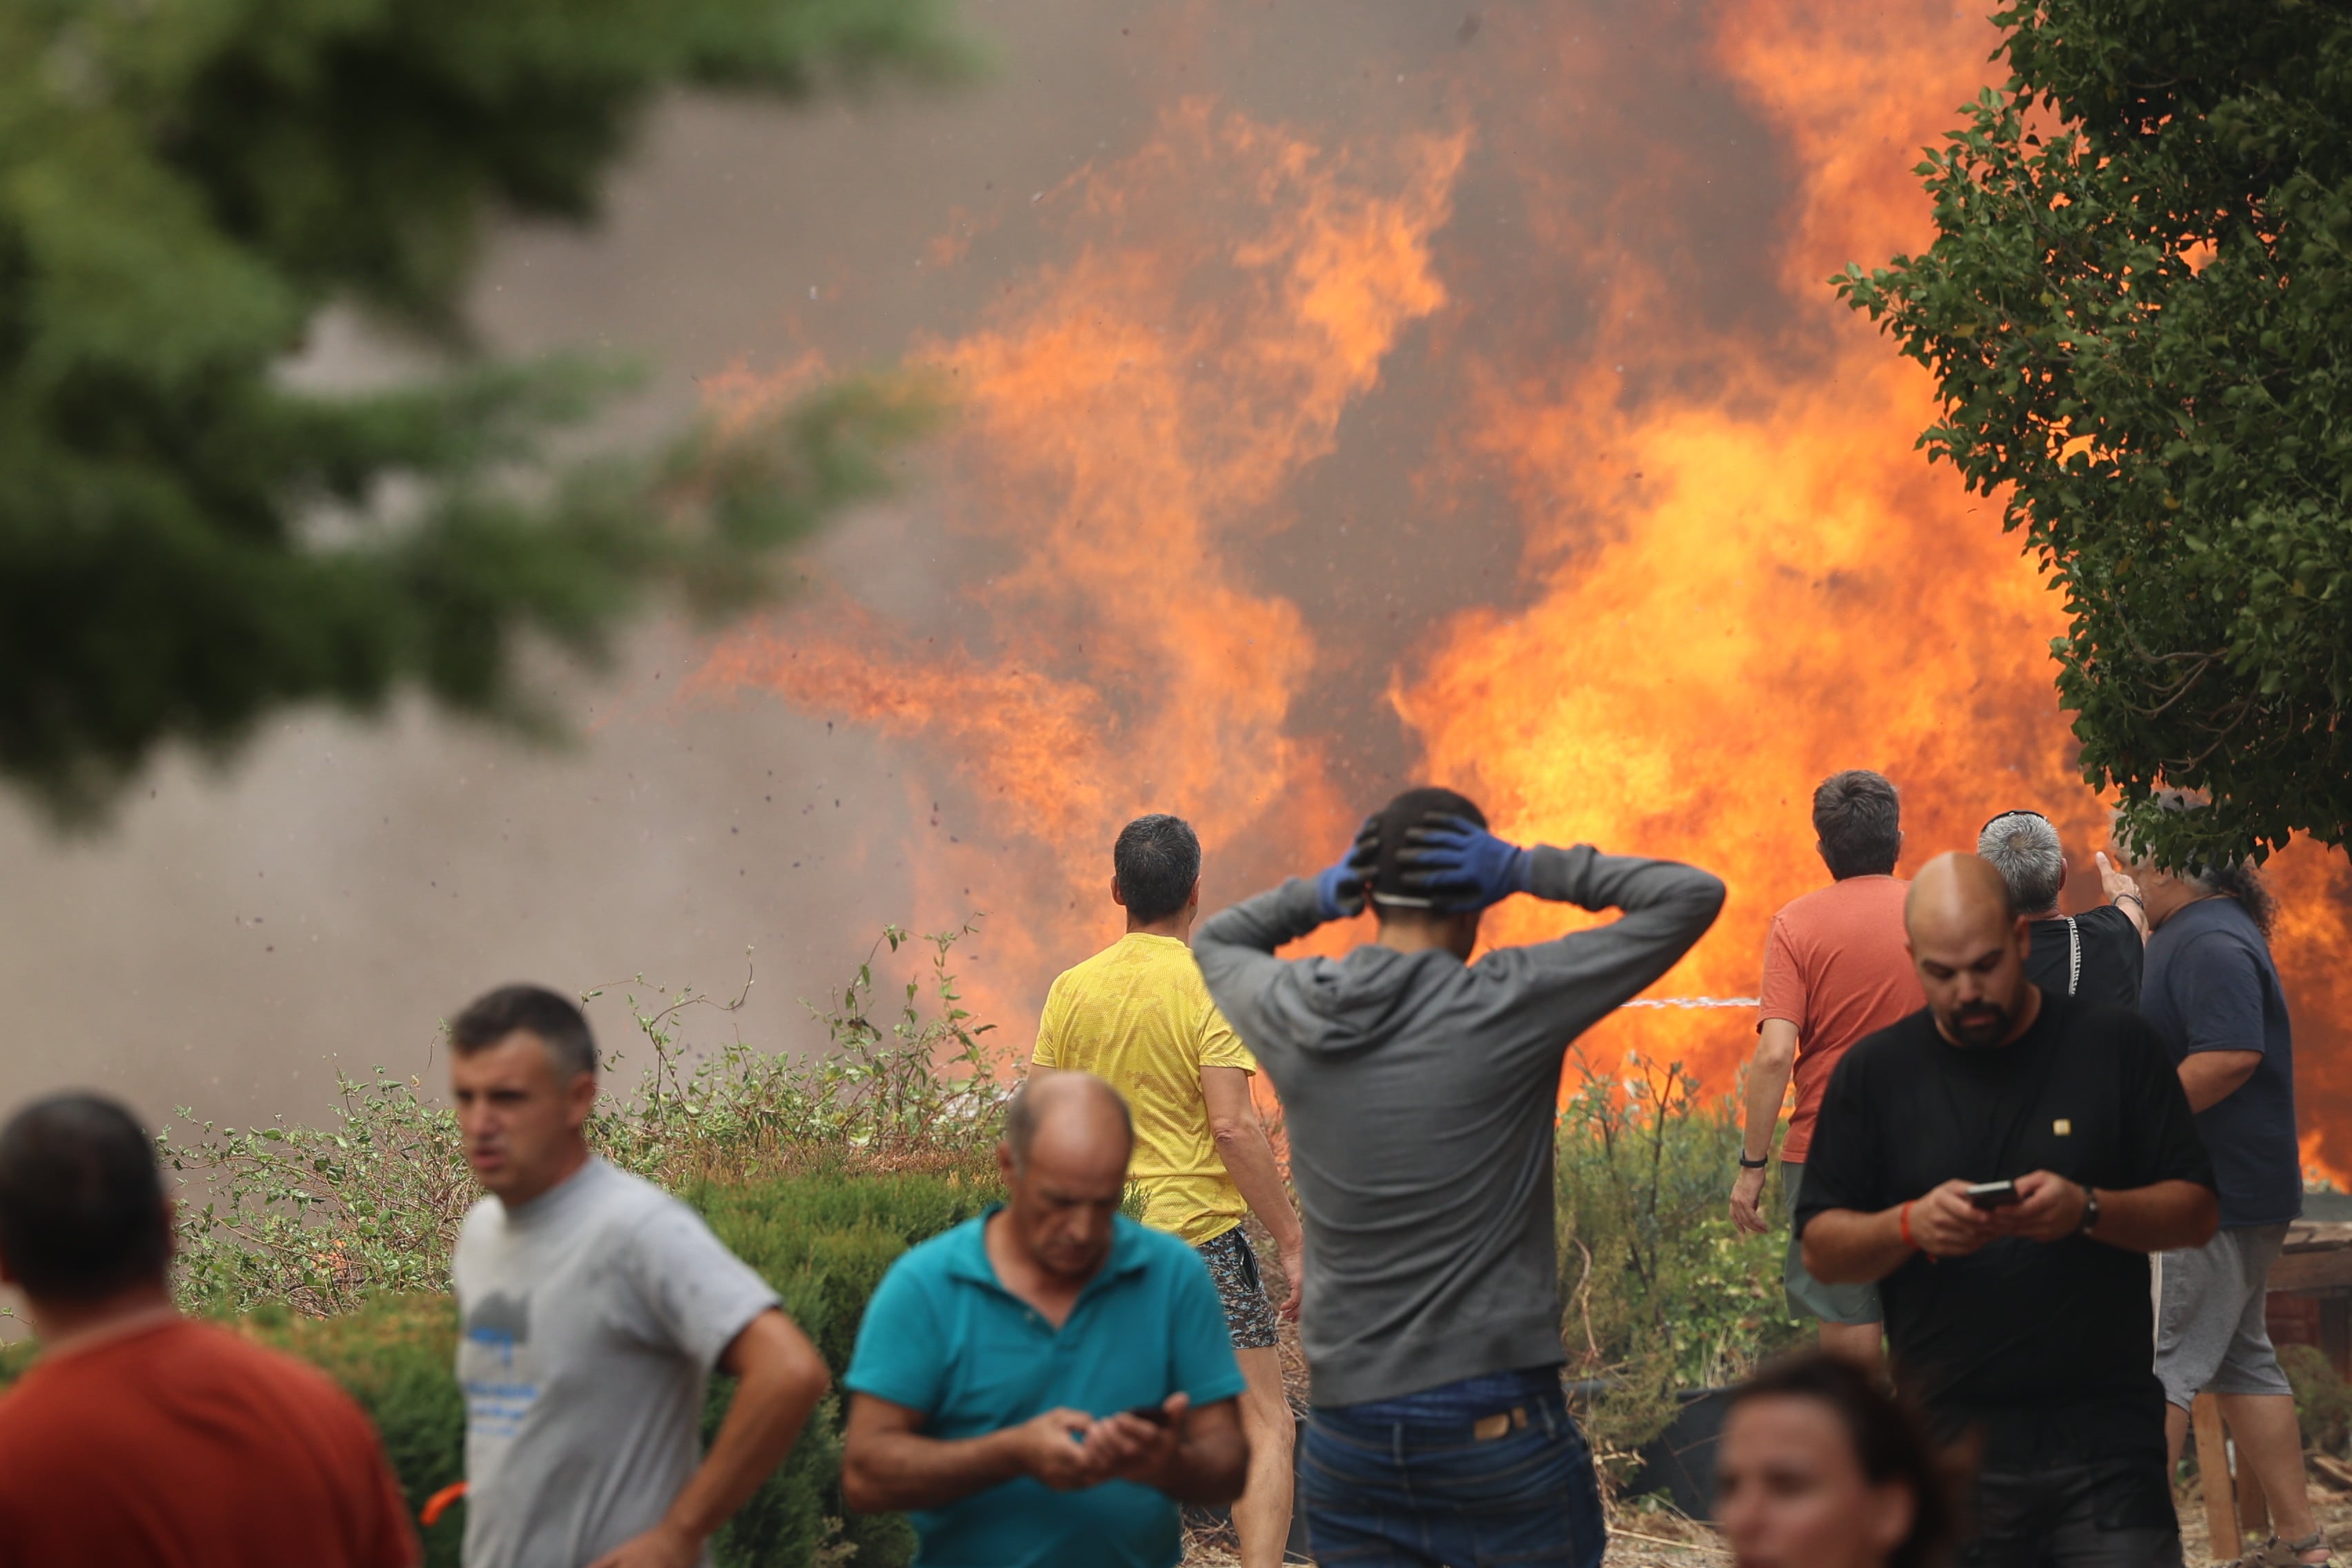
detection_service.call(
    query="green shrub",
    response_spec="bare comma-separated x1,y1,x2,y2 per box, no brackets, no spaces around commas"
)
694,1165,997,1567
159,924,1003,1318
2283,1342,2352,1456
1556,1052,1804,1476
257,1297,470,1568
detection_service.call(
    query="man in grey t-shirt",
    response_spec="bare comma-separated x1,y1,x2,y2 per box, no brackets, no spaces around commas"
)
448,986,830,1568
1195,786,1724,1568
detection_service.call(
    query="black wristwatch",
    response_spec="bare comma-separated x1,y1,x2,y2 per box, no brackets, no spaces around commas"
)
2078,1187,2101,1237
1738,1154,1770,1170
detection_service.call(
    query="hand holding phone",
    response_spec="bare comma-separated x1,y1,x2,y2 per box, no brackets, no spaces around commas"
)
1087,1395,1189,1487
1995,1170,2093,1243
1908,1179,2007,1260
1966,1179,2021,1210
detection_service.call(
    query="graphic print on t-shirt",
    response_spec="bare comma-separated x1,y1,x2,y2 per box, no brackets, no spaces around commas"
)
462,1290,540,1440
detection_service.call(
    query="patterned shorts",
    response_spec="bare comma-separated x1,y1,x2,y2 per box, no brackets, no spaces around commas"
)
1196,1225,1282,1351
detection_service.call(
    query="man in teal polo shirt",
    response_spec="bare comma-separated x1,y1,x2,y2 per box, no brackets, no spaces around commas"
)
841,1071,1248,1567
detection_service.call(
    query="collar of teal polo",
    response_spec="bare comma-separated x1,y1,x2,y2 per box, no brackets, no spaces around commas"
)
945,1203,1152,1307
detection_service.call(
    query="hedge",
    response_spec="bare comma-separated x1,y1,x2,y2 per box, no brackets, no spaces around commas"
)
0,1164,990,1568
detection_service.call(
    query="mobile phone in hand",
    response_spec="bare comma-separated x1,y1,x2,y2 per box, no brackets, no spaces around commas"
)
1124,1404,1173,1427
1966,1179,2020,1209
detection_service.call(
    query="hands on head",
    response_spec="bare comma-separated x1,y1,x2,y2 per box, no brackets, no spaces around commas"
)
1314,812,1531,921
1015,1393,1193,1492
1905,1170,2088,1259
1314,819,1382,921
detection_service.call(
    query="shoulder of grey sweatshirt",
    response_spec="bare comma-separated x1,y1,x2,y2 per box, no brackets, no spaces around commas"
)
1193,845,1728,1068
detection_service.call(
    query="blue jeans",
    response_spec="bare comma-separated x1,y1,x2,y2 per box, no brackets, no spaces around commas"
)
1300,1375,1607,1567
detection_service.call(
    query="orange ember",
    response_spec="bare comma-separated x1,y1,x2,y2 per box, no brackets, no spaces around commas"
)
692,6,2352,1177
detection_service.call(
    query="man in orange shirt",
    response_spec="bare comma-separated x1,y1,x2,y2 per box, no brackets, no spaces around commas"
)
0,1092,418,1568
1729,770,1924,1362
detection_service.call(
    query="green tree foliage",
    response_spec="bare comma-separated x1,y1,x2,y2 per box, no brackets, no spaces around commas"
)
1837,1,2352,868
0,0,965,822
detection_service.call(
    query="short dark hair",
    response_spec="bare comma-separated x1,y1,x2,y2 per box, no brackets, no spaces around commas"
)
1371,785,1487,906
1813,770,1902,879
1725,1353,1957,1568
1113,814,1202,924
451,985,598,1079
0,1093,171,1301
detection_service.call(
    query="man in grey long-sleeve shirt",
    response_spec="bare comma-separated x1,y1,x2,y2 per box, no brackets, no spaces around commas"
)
1195,785,1723,1568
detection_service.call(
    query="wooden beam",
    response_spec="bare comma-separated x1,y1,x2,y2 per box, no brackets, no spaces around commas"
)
2238,1435,2271,1543
2194,1392,2240,1559
2264,1250,2352,1293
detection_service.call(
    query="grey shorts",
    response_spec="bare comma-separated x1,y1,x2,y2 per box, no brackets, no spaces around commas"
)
2155,1223,2295,1410
1197,1225,1281,1351
1783,1161,1883,1326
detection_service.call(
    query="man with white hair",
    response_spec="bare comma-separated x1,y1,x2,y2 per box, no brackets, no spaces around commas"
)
1975,809,2148,1010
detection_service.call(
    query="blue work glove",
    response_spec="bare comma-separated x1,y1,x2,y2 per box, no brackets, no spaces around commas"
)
1313,817,1382,921
1398,814,1533,911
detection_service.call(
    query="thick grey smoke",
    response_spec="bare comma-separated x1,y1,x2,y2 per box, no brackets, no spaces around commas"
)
0,0,1805,1130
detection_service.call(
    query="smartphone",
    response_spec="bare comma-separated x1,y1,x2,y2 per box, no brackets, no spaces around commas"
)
1124,1404,1173,1427
1966,1179,2021,1209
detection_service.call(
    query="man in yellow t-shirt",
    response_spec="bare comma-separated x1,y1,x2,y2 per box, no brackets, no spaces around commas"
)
1032,813,1304,1568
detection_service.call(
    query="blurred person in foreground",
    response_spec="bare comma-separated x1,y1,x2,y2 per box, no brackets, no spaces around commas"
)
2124,794,2326,1568
839,1071,1248,1567
0,1092,417,1568
1799,853,2218,1568
1730,770,1923,1364
1195,785,1725,1568
1030,813,1302,1568
449,985,830,1568
1977,808,2148,1008
1715,1352,1957,1568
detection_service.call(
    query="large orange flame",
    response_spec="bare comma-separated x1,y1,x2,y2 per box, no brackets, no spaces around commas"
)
694,6,2352,1177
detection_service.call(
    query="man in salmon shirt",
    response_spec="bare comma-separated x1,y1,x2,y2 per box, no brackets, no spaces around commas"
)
1729,770,1924,1364
0,1092,418,1568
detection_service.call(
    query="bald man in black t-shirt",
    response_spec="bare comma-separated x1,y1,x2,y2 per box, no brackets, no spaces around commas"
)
1799,854,2217,1568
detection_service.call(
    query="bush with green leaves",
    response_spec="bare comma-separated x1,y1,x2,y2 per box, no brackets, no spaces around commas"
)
1556,1052,1804,1472
161,923,1003,1318
1836,0,2352,868
2283,1342,2352,1458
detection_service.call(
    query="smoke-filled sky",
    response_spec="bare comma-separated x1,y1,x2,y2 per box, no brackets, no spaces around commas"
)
4,0,2348,1175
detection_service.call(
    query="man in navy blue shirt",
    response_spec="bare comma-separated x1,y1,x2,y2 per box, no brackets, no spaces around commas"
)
2129,795,2324,1568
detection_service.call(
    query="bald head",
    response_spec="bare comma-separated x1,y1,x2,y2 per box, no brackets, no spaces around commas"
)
999,1070,1134,1281
1905,852,2017,943
1905,852,2036,1049
1004,1070,1133,1173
